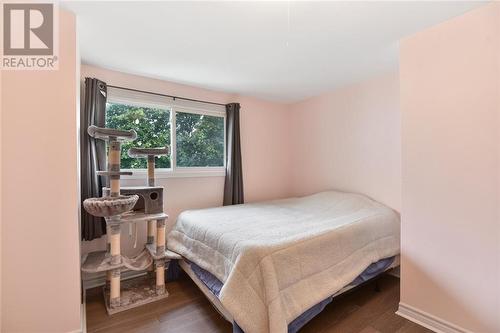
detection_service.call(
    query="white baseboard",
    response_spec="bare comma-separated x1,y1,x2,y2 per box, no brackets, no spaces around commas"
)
81,293,87,333
397,303,473,333
66,301,86,333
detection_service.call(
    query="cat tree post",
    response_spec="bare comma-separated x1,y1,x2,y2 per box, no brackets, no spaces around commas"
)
155,259,166,295
156,219,166,255
106,225,111,289
108,139,121,197
108,222,121,307
147,155,155,186
109,269,121,308
108,138,122,307
147,155,155,245
155,218,167,294
105,156,112,290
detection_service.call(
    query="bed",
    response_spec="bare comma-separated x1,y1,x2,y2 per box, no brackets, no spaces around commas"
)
166,191,400,333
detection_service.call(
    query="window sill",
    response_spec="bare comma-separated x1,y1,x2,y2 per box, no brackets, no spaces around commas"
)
120,169,226,180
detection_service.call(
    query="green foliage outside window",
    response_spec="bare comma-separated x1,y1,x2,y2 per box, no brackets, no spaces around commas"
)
176,112,224,167
105,102,225,169
105,103,171,168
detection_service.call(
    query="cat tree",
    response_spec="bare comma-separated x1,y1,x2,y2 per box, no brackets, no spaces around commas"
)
81,125,179,315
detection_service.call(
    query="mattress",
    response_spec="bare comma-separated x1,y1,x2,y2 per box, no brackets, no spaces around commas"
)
167,191,400,333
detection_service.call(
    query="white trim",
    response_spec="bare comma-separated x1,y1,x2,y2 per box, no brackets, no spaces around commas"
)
173,105,225,118
65,302,86,333
397,303,474,333
81,300,87,333
77,298,87,333
121,168,225,179
107,87,172,111
108,96,172,112
170,108,177,169
67,328,84,333
172,98,225,113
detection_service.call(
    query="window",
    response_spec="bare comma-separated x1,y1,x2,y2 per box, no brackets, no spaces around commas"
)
105,88,226,177
176,111,224,167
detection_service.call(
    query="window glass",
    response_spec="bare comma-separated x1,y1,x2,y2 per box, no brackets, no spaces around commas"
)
176,112,224,167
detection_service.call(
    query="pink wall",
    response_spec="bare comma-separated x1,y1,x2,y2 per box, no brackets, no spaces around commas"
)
1,10,82,332
80,65,292,257
0,48,3,332
289,72,401,211
400,3,500,332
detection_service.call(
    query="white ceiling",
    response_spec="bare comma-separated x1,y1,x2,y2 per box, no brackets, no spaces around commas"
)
64,1,485,103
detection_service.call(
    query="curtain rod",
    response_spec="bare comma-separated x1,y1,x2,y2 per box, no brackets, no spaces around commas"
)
107,84,227,107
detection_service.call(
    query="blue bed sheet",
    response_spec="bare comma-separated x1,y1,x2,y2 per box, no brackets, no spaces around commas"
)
169,256,395,333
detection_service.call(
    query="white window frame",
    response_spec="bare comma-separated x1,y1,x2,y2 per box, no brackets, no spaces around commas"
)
106,87,226,179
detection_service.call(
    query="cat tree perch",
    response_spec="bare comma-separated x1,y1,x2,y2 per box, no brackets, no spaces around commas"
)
81,125,179,315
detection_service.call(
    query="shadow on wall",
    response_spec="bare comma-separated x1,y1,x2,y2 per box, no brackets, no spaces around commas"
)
401,256,497,333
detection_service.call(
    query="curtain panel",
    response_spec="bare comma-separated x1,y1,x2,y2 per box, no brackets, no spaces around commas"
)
81,78,108,240
223,103,244,205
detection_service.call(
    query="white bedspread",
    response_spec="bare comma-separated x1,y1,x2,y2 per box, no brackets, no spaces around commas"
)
167,191,400,333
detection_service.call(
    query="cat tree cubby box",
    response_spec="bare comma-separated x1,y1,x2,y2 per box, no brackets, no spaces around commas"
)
82,125,180,315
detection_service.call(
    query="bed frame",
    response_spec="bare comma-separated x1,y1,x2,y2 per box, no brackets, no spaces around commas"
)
179,259,234,321
177,255,400,327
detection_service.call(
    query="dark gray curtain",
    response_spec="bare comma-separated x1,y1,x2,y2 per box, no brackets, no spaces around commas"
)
81,78,107,240
223,103,244,205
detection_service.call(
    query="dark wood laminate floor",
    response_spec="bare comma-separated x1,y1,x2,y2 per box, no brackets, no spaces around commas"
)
85,274,432,333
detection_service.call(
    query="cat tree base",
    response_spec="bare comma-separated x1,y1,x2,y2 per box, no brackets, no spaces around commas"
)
103,275,169,315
